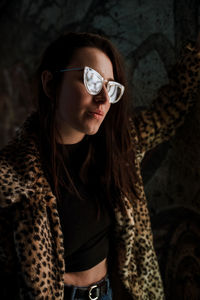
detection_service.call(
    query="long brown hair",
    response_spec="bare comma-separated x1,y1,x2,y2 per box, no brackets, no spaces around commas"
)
34,31,138,209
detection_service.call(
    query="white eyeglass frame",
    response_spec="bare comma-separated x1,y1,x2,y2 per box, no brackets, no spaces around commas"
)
58,66,125,104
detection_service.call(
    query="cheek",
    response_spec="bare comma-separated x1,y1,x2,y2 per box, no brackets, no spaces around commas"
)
72,86,90,107
105,103,111,115
58,84,88,112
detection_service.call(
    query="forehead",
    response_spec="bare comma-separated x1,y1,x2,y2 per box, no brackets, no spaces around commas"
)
69,47,114,79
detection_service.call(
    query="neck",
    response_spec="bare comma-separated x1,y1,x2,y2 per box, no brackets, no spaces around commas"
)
56,120,85,145
57,133,85,145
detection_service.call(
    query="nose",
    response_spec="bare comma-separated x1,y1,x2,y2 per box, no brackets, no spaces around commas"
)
94,84,110,103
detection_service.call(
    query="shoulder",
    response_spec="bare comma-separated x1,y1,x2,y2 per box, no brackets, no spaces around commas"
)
0,111,41,208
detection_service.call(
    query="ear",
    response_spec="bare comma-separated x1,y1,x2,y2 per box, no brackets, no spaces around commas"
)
41,70,54,100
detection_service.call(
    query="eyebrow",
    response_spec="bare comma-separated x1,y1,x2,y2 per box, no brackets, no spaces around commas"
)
59,66,115,81
106,76,115,81
99,73,114,82
96,69,114,81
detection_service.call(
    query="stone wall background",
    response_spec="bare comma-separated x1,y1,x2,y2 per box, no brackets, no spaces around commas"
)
0,0,200,299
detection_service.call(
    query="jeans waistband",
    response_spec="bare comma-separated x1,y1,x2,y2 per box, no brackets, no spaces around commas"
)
64,274,110,300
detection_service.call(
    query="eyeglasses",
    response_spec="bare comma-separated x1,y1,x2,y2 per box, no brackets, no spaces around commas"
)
58,66,125,104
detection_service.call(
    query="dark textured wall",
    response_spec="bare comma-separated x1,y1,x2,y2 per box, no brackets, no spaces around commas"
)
0,0,200,299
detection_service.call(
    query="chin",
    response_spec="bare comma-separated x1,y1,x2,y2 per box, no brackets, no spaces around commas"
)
86,129,99,136
84,125,100,136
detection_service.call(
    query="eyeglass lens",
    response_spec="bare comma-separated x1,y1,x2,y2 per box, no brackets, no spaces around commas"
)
85,68,122,103
86,71,102,94
107,84,121,103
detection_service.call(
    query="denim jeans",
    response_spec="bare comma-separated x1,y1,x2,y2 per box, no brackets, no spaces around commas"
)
64,275,112,300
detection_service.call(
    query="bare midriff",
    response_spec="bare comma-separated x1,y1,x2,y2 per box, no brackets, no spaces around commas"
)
64,258,107,286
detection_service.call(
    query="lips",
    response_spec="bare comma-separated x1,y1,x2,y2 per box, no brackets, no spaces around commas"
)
91,110,104,116
88,110,104,119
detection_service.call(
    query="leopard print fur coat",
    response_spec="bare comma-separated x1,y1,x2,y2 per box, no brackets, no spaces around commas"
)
0,43,199,299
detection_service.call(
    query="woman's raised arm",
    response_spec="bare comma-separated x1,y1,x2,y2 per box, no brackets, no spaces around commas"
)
133,37,200,155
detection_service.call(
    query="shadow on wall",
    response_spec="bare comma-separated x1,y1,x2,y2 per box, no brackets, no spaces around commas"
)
152,207,200,300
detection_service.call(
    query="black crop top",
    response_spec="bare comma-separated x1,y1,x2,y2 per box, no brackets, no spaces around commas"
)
56,137,112,272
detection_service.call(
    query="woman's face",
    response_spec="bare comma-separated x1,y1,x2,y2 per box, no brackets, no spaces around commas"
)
55,47,114,144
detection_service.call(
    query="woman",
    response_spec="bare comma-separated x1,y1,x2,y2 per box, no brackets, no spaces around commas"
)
0,32,200,300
